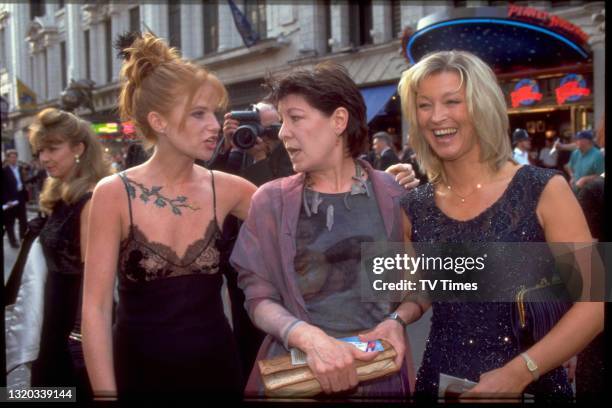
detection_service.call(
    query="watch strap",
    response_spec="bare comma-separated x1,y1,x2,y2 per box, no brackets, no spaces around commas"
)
385,312,407,328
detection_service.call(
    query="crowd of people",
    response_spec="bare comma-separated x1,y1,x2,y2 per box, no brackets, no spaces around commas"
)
3,32,605,404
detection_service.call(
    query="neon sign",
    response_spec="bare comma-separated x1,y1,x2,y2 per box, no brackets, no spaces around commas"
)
511,79,542,108
555,74,590,105
92,122,119,134
507,4,589,46
121,121,136,135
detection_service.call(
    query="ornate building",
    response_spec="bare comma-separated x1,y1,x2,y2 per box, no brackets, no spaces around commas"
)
0,1,605,161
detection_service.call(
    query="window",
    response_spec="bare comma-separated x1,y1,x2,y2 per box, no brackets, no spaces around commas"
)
0,28,6,71
30,56,34,87
129,6,140,33
30,0,45,20
60,41,67,90
203,0,218,54
349,0,372,47
324,0,331,53
57,0,64,10
104,19,112,83
391,0,401,39
168,3,181,49
44,49,48,100
244,0,267,40
84,29,91,80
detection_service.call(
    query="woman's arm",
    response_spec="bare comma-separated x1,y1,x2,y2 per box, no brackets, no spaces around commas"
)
79,200,92,262
359,210,430,367
212,171,257,221
82,177,123,397
466,175,603,396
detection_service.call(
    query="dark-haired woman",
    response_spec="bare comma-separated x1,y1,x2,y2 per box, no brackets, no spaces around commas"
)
230,62,417,398
29,107,111,401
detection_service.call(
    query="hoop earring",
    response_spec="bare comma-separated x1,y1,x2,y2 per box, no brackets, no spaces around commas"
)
75,155,80,164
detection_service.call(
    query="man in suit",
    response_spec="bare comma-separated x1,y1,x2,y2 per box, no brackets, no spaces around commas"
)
372,131,400,170
2,150,29,248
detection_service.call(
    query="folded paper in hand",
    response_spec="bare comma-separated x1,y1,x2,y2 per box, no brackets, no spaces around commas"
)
438,373,534,400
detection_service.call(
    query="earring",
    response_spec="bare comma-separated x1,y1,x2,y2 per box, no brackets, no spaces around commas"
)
75,155,80,164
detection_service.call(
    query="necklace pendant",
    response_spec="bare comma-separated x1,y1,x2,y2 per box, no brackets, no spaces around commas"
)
461,198,465,203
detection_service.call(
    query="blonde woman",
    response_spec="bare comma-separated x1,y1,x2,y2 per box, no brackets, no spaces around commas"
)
82,33,256,401
29,108,111,401
397,51,603,400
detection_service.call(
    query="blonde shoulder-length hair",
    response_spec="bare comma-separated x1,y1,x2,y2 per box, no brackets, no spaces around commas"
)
398,50,512,184
29,108,111,214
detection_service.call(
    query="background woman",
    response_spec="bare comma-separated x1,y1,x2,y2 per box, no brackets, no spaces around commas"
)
397,50,603,400
29,107,111,401
82,33,256,400
230,62,418,398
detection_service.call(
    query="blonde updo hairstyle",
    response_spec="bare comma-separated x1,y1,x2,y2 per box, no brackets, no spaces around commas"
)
118,33,227,147
29,108,111,214
398,50,512,184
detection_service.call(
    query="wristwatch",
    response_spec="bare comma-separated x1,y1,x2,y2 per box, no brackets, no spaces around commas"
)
385,312,407,328
520,352,540,381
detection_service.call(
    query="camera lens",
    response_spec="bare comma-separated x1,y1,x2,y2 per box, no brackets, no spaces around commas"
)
233,125,258,150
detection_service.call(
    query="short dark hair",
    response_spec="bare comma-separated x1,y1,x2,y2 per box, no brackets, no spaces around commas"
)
267,61,368,158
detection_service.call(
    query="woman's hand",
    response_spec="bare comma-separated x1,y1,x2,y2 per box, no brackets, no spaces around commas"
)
289,324,379,394
460,358,532,400
563,355,577,383
385,163,420,190
358,319,406,367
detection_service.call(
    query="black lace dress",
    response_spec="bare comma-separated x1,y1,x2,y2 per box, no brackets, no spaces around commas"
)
113,171,242,401
33,192,93,400
400,166,573,401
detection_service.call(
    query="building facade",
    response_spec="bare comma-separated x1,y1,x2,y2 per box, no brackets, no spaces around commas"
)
0,1,605,161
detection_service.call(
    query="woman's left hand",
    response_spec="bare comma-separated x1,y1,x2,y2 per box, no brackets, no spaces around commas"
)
358,319,406,367
460,361,531,400
385,163,419,190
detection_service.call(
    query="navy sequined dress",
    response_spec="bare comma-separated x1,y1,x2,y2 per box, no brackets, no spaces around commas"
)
400,165,573,400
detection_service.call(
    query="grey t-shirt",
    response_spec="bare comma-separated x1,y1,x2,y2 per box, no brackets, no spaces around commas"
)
295,180,392,337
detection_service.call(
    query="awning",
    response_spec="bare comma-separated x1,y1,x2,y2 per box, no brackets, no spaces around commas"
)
405,6,591,73
361,84,397,123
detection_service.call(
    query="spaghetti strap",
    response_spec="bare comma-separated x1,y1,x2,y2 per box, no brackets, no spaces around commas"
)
209,169,218,228
117,172,134,229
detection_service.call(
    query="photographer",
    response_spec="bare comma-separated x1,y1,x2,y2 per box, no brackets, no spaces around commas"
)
220,101,294,185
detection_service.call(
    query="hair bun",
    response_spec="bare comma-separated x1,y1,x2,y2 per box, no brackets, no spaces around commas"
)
37,108,66,127
120,32,179,87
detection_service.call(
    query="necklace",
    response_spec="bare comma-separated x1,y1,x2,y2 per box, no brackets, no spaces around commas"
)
445,182,482,203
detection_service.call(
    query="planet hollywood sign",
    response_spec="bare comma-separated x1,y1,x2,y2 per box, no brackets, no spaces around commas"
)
511,79,543,108
509,74,591,108
507,4,589,46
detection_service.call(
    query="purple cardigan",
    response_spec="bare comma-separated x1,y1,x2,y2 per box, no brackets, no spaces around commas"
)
230,159,416,395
